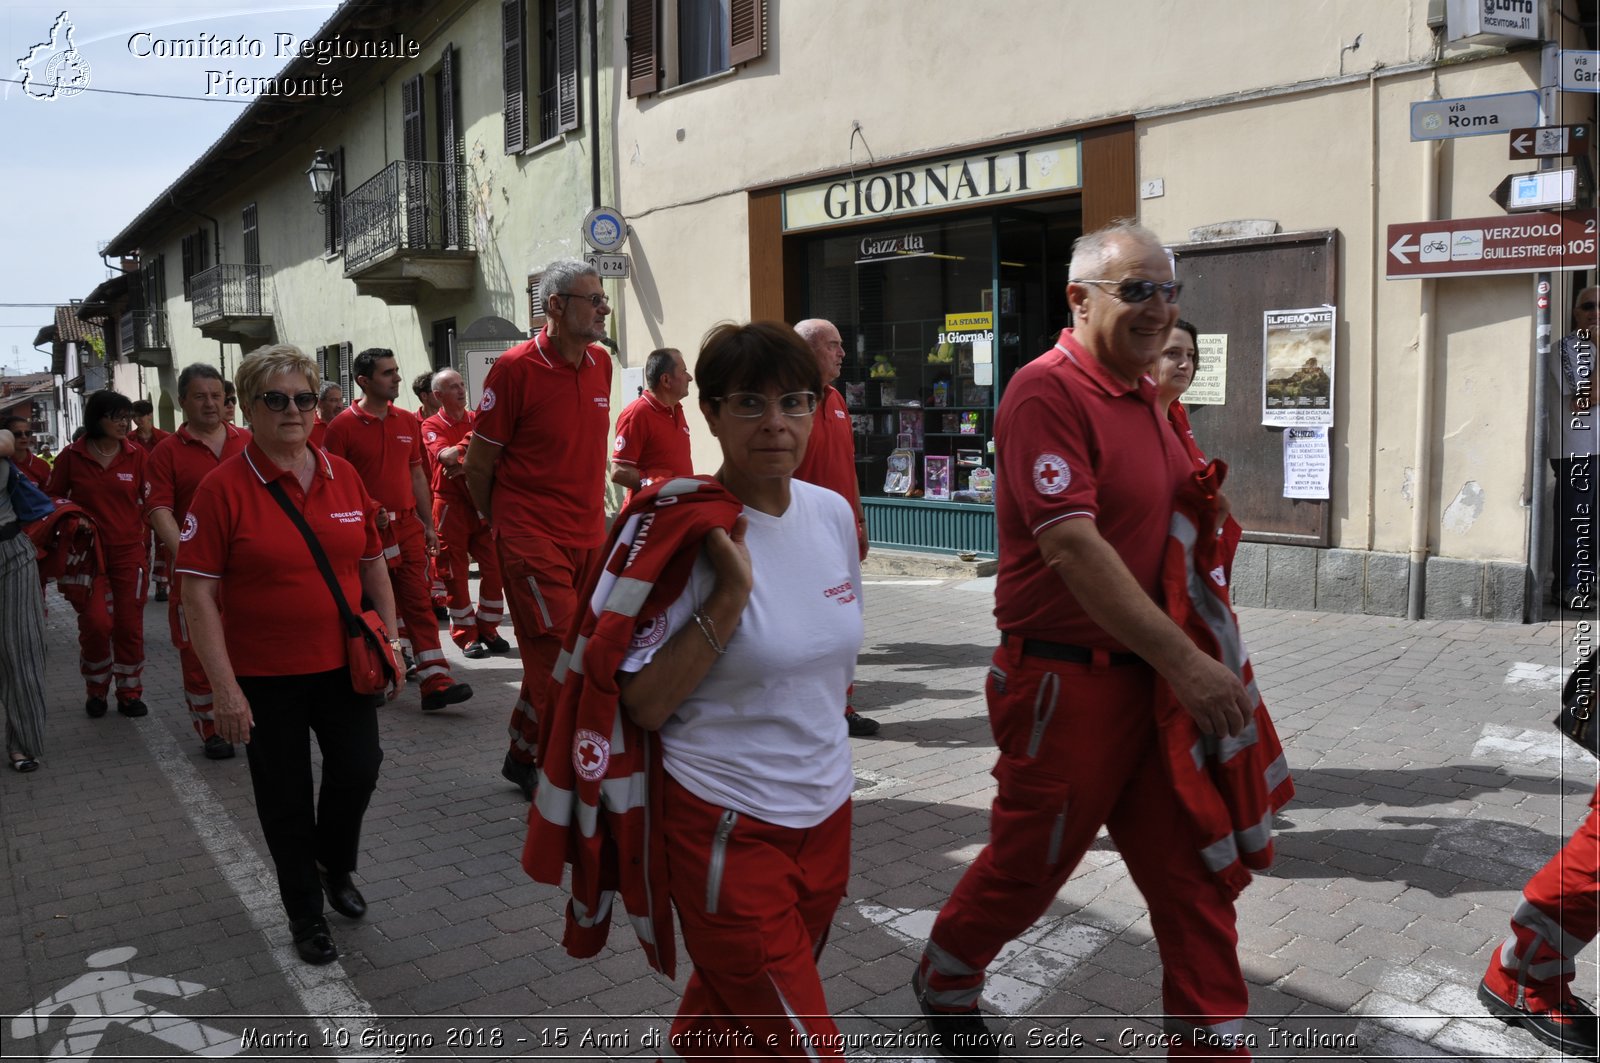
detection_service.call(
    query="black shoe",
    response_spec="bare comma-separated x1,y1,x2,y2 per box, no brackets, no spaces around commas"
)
501,751,535,801
912,965,1001,1062
154,586,168,603
433,604,449,620
461,640,490,660
403,651,417,682
203,735,236,760
319,870,367,919
846,709,880,737
484,635,512,654
1479,978,1600,1057
85,696,108,719
117,698,148,718
289,916,338,965
421,681,473,712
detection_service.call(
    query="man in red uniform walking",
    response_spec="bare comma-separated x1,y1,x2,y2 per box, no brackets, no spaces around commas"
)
610,346,694,499
129,400,173,601
793,318,878,738
4,416,51,487
464,258,612,800
324,348,473,714
911,221,1255,1061
144,363,250,759
422,367,507,659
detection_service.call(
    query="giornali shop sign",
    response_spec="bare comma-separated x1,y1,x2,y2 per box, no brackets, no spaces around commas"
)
783,137,1080,232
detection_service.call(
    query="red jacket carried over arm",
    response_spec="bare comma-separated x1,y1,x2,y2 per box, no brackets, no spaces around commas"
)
1154,459,1294,900
522,476,743,977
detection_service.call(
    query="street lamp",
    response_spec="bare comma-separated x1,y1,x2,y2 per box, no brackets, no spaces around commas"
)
305,149,335,214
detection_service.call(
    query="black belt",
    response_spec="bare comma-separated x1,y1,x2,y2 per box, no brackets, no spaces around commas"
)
1000,632,1142,667
0,521,19,542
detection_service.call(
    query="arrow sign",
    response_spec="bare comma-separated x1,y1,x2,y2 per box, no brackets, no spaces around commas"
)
1386,211,1598,279
1490,169,1581,212
1508,124,1591,159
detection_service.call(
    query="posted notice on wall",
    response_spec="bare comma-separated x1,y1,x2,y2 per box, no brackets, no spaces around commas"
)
1283,427,1330,499
1185,333,1228,406
1262,306,1335,427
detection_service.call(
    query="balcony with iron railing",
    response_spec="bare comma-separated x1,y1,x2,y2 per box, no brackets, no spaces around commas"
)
118,309,170,368
342,160,475,305
191,264,276,345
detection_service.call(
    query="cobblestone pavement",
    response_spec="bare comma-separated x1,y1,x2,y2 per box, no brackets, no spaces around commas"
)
1,575,1596,1061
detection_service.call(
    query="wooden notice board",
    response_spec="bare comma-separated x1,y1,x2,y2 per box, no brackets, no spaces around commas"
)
1170,230,1337,546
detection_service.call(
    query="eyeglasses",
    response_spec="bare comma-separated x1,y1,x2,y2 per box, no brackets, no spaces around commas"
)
106,414,133,423
558,291,610,309
1074,278,1183,304
257,391,319,412
716,391,818,418
1161,347,1197,364
1580,302,1598,312
12,432,32,439
224,396,237,406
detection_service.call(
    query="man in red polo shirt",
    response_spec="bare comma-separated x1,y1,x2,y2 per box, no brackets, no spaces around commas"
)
793,318,878,738
145,363,250,760
4,416,51,487
610,346,693,499
423,367,506,659
130,399,174,600
465,258,612,800
413,370,449,615
911,222,1255,1061
310,382,343,450
324,348,472,714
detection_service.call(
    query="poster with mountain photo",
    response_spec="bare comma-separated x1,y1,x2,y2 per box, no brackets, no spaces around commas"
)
1261,306,1335,427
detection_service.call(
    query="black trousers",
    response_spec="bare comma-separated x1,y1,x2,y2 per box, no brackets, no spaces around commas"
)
237,669,383,923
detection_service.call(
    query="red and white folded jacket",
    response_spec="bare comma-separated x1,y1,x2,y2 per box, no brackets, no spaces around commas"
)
1154,460,1294,899
25,498,101,611
522,476,743,977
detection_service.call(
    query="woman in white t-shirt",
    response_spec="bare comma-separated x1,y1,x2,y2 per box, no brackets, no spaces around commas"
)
619,321,864,1061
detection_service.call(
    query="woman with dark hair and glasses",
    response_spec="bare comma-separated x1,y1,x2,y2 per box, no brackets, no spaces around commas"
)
177,343,398,966
610,322,863,1058
48,389,152,719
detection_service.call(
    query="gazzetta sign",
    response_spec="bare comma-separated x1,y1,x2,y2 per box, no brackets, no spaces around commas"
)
1385,211,1598,278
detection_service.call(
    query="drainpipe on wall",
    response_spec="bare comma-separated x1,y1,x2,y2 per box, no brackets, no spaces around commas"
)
1526,29,1562,624
1406,135,1442,621
588,0,601,213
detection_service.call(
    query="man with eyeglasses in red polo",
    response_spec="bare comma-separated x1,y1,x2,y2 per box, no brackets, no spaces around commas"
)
4,417,50,488
911,221,1257,1062
324,348,473,714
465,258,612,800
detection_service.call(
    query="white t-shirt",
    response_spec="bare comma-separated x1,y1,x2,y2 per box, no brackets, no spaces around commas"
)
620,479,864,828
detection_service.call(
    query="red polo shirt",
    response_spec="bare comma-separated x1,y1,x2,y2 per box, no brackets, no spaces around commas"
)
793,385,861,521
611,391,692,487
421,408,476,506
131,427,171,454
309,418,329,450
473,328,612,547
144,423,251,524
175,441,383,677
322,401,425,516
47,437,148,548
13,452,51,488
994,328,1190,648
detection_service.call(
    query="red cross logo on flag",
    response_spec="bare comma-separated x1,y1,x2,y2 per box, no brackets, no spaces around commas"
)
573,728,610,781
1032,453,1071,496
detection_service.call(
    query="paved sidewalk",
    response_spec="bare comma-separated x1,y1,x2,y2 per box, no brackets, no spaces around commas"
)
1,576,1595,1061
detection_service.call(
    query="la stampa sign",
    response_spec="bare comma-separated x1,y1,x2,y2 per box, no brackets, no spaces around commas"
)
1385,211,1598,279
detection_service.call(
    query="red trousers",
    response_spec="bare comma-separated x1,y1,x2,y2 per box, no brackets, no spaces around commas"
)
1485,785,1600,1010
497,534,595,766
390,515,453,695
78,540,147,703
166,572,217,741
922,641,1250,1059
665,774,850,1062
434,496,503,649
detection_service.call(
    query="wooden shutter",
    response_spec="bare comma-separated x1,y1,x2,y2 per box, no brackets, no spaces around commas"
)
625,0,659,98
502,0,527,153
555,0,579,132
324,147,344,255
339,341,354,398
729,0,767,66
242,203,259,266
180,233,196,300
315,346,328,386
439,45,462,248
401,74,427,246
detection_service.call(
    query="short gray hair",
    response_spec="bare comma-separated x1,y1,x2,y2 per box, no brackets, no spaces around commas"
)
430,367,462,392
319,380,343,400
793,319,834,349
540,258,600,315
235,343,320,410
1068,219,1165,281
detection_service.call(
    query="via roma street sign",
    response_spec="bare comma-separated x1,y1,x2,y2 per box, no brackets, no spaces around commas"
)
1410,91,1539,141
1385,211,1597,279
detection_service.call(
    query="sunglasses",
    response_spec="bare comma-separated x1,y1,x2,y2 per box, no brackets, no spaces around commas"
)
1580,302,1598,312
258,391,318,412
1074,278,1183,304
558,291,610,309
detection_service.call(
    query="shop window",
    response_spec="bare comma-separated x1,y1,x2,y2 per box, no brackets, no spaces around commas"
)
503,0,580,153
627,0,765,97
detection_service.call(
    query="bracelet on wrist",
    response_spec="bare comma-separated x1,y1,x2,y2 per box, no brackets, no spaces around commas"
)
691,610,726,655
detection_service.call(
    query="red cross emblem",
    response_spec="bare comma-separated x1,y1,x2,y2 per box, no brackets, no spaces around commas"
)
1032,453,1071,495
573,728,609,781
